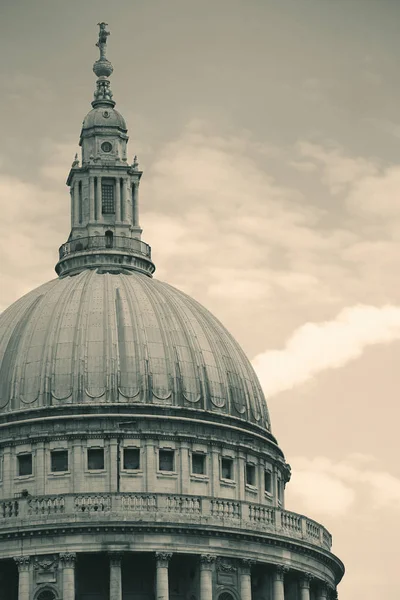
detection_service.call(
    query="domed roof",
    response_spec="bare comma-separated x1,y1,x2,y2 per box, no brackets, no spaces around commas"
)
0,270,270,430
82,106,127,130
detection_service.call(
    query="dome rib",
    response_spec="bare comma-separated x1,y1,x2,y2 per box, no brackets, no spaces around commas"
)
0,270,271,432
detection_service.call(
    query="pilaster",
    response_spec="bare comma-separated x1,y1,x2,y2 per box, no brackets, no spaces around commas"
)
199,555,215,600
109,552,123,600
14,556,31,600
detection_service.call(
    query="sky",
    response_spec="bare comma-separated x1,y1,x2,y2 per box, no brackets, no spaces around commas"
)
1,0,400,597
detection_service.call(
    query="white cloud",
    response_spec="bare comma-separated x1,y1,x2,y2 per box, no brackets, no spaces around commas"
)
252,304,400,397
287,455,400,517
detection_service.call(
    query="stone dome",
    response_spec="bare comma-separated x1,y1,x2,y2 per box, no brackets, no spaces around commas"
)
0,269,271,431
82,106,127,130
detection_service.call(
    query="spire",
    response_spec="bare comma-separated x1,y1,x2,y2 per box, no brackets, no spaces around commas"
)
92,22,115,108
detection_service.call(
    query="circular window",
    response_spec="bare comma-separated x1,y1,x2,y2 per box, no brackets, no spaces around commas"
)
101,141,112,153
102,110,110,118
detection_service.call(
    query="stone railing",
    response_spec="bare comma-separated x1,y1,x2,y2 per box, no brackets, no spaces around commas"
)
58,235,151,260
0,494,332,551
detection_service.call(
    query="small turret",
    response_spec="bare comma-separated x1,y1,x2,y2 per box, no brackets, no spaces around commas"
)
55,23,155,278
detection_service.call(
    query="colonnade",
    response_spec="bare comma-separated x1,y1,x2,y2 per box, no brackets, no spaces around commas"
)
13,552,336,600
71,176,139,226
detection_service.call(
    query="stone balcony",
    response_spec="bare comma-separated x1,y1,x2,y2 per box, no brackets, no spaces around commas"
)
0,493,332,552
58,235,152,260
56,235,155,276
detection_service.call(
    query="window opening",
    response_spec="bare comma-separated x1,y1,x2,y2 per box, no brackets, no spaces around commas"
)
221,457,233,480
37,590,56,600
191,453,206,475
51,450,68,473
123,448,140,470
18,454,32,477
105,230,113,248
159,449,175,472
264,470,272,494
102,179,115,214
246,463,256,486
87,448,104,470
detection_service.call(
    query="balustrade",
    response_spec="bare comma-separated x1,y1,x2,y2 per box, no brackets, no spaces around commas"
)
0,493,332,551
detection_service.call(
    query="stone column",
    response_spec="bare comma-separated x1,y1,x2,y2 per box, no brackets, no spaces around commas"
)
89,176,95,221
60,552,76,600
115,177,121,222
199,555,215,600
96,176,102,220
155,552,172,600
133,181,139,226
14,556,30,600
122,178,128,223
272,565,287,600
109,552,123,600
316,583,328,600
300,573,312,600
240,559,255,600
73,180,80,226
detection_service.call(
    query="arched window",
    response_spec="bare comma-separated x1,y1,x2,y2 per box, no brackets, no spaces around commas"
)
218,593,235,600
105,230,114,248
37,590,56,600
102,178,115,214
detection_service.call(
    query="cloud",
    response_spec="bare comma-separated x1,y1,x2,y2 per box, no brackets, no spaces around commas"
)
252,304,400,397
297,141,378,194
287,455,400,517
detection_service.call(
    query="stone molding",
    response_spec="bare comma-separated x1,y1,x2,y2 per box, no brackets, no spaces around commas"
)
241,558,256,575
108,551,123,566
272,564,290,581
155,552,172,568
14,555,31,571
300,572,313,589
59,553,77,568
200,554,216,570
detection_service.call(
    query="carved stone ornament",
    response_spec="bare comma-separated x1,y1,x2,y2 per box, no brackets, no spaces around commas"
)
109,552,123,566
241,558,256,574
200,554,216,569
300,572,313,589
59,553,77,568
34,556,59,572
155,552,172,567
13,556,31,571
216,557,237,573
273,564,289,581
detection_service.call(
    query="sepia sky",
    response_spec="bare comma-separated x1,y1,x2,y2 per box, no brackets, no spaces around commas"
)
1,0,400,597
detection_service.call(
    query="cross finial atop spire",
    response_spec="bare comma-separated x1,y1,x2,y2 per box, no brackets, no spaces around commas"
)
96,22,110,60
92,22,115,108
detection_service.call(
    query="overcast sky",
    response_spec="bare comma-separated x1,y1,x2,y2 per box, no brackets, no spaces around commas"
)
2,0,400,597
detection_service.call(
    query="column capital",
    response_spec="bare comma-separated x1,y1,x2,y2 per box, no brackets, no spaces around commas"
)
200,554,216,570
155,552,172,568
59,553,77,568
300,572,313,589
316,582,329,599
241,558,256,575
109,551,123,566
272,564,289,581
14,556,31,571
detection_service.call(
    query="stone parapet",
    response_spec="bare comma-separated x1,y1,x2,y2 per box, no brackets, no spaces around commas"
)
0,492,332,550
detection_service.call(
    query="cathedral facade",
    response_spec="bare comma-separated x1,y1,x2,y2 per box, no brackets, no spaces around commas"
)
0,24,344,600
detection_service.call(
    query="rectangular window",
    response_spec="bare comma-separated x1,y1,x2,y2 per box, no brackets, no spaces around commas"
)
191,453,206,475
246,463,256,486
277,478,284,503
87,448,104,471
221,457,233,481
18,454,32,477
159,449,175,472
101,180,115,214
123,448,140,470
264,470,272,494
51,450,68,473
